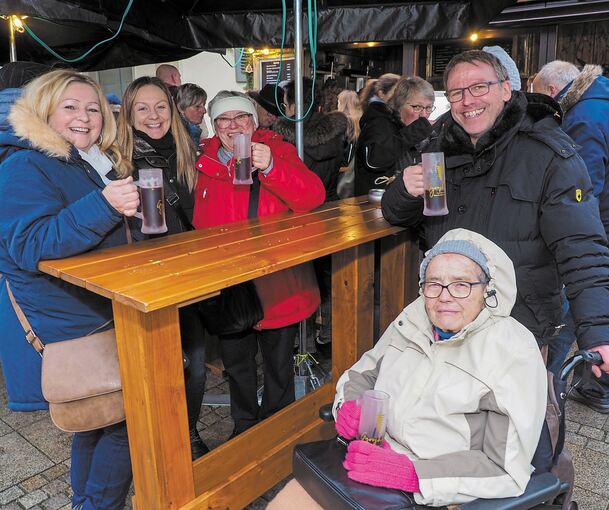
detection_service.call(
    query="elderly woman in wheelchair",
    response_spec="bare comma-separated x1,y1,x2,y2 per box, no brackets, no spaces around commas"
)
270,228,548,508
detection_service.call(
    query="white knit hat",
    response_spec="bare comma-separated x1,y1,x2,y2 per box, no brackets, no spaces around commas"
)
209,93,259,132
482,45,521,91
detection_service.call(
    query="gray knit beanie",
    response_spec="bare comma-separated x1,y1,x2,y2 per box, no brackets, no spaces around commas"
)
482,46,521,91
419,240,490,281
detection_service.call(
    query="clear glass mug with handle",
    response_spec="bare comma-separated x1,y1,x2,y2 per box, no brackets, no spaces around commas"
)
134,168,168,234
422,152,449,216
358,389,390,445
233,133,253,185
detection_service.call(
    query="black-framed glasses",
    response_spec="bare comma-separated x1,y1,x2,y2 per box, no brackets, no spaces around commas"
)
444,80,505,103
406,103,436,114
215,113,252,128
420,281,487,299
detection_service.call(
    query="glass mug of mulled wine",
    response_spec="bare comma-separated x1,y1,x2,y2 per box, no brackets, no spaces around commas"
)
422,152,449,216
134,168,168,234
358,389,390,445
232,133,253,185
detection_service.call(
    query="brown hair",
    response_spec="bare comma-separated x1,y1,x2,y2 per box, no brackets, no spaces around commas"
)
117,76,197,191
358,73,401,106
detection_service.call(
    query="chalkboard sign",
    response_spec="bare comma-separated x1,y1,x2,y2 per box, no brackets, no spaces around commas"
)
261,58,294,87
433,43,513,76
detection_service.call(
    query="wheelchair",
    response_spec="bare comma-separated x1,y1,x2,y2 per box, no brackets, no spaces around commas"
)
293,350,603,510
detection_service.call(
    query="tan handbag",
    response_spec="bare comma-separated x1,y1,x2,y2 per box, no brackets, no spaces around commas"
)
6,281,124,432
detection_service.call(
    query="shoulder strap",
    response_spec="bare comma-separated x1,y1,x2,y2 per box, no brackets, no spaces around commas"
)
248,171,261,219
4,280,44,355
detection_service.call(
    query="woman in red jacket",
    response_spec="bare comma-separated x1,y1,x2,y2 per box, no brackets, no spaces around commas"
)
193,90,326,435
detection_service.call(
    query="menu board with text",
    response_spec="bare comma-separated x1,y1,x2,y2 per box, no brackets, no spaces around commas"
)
261,58,294,87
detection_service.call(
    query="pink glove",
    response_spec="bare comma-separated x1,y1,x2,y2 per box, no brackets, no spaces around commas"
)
343,440,420,493
335,400,361,439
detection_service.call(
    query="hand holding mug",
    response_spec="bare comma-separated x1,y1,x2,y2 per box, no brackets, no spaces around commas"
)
252,142,272,172
402,164,424,197
102,177,140,216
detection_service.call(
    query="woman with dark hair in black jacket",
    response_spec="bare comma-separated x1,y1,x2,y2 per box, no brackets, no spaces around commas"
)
117,76,209,460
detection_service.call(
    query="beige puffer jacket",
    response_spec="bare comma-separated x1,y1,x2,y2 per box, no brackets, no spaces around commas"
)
334,228,547,507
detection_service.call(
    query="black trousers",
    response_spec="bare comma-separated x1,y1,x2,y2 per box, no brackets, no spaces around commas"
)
220,325,298,434
180,303,207,430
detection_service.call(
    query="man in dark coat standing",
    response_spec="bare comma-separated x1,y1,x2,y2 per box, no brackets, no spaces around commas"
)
381,50,609,379
533,60,609,410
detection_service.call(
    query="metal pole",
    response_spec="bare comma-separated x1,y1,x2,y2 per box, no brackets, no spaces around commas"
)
8,17,17,62
293,0,304,158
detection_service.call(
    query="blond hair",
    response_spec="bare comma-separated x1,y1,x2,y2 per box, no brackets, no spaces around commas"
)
116,77,196,192
18,69,129,173
337,90,363,142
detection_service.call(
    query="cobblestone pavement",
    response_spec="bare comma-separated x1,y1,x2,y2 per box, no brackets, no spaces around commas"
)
1,366,609,509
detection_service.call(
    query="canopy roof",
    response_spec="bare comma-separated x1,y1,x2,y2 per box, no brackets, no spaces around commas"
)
0,0,516,70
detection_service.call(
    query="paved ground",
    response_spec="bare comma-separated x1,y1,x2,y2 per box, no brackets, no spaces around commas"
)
1,363,608,509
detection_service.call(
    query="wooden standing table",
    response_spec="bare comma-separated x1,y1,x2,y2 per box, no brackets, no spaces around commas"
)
39,198,418,509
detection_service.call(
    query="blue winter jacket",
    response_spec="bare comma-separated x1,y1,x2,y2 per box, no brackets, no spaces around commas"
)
0,98,129,411
559,68,609,233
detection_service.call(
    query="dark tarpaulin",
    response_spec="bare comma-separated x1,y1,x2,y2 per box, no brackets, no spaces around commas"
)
0,0,516,70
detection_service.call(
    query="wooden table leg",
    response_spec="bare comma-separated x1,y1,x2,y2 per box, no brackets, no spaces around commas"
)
379,230,420,334
113,301,195,509
331,241,375,380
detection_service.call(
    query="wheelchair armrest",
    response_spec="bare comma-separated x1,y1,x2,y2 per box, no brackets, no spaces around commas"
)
455,473,562,510
319,403,334,422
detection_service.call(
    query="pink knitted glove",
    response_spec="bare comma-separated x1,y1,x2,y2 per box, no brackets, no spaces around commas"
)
335,400,361,439
343,440,420,493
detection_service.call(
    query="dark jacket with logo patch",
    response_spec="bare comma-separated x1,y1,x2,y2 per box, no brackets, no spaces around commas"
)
381,91,609,349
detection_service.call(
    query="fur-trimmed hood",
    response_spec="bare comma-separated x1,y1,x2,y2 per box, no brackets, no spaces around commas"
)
6,100,72,159
273,111,347,148
560,65,604,113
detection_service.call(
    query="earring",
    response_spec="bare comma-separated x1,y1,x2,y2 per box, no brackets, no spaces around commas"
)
97,133,104,146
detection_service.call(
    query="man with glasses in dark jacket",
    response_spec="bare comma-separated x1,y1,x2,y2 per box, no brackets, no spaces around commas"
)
382,50,609,379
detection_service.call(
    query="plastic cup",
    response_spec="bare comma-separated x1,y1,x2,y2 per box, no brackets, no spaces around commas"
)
422,152,448,216
358,390,389,445
233,133,253,185
134,168,168,234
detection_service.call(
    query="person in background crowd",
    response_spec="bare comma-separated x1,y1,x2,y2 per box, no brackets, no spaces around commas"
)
247,84,284,129
176,83,208,147
336,89,363,199
381,51,609,407
156,63,182,99
116,76,210,459
192,90,325,435
269,229,547,508
319,77,342,113
533,60,609,411
0,61,51,123
386,76,435,171
0,69,138,510
354,73,403,196
275,77,347,202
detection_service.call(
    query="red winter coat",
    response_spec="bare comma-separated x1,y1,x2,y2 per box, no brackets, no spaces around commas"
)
193,129,326,329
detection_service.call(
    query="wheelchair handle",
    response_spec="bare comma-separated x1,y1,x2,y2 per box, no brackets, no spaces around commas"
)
559,349,603,382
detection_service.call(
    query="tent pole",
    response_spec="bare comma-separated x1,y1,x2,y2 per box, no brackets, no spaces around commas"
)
8,16,17,62
293,0,304,158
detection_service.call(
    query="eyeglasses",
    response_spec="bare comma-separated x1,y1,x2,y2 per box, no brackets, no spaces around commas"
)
444,80,505,103
215,113,252,128
420,281,487,299
406,104,436,114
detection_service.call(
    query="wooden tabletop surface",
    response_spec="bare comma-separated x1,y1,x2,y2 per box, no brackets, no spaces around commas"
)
38,198,404,312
